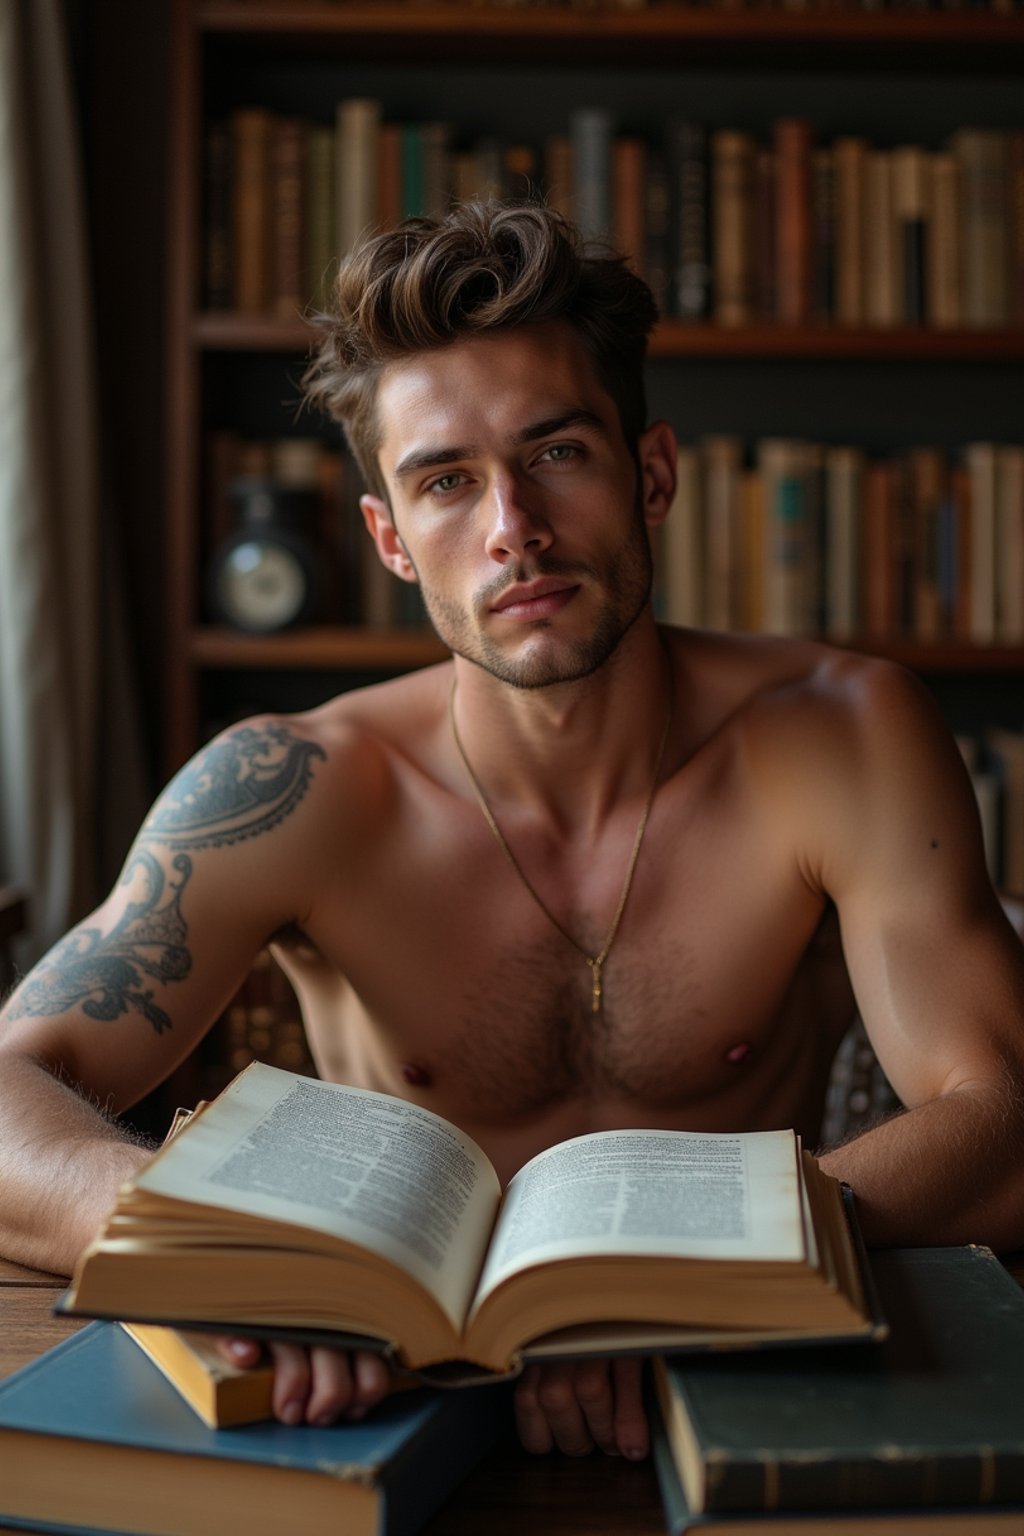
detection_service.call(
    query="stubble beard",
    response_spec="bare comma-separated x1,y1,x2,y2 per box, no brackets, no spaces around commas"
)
414,501,655,691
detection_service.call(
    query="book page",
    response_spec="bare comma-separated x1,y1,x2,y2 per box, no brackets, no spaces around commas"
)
473,1128,804,1305
134,1064,501,1326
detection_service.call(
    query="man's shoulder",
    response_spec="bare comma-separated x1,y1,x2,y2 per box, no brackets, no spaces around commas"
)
668,625,917,740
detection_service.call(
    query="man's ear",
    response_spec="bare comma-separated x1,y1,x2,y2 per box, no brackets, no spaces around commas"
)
359,494,418,584
636,421,678,530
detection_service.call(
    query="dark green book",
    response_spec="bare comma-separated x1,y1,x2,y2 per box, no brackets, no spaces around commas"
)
653,1247,1024,1520
0,1321,511,1536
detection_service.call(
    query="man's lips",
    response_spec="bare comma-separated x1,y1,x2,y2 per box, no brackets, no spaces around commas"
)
490,580,580,620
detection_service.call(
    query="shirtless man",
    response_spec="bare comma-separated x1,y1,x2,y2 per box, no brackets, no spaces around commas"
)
2,202,1023,1464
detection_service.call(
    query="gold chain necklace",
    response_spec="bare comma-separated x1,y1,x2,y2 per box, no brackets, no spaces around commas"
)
449,658,673,1016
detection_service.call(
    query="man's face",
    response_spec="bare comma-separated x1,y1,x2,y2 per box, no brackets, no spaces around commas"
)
368,322,656,690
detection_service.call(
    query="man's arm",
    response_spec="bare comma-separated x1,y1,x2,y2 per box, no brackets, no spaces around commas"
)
796,660,1024,1247
0,716,331,1272
0,715,391,1425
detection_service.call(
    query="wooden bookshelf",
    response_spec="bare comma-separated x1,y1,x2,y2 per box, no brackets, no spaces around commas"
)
193,311,1024,362
165,0,1024,774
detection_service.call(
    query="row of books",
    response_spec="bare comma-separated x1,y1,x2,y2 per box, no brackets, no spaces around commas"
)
207,105,1024,329
654,438,1024,645
206,430,1024,644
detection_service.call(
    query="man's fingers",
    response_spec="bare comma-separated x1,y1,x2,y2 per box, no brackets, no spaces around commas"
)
212,1339,391,1427
514,1363,594,1457
267,1339,314,1424
610,1357,649,1460
215,1335,263,1369
572,1359,619,1454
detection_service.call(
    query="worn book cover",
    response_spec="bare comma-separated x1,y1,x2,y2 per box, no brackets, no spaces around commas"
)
0,1321,511,1536
653,1246,1024,1521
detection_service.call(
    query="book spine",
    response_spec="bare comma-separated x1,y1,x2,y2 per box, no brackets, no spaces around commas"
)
833,136,867,326
863,149,899,328
951,127,1009,327
773,119,813,326
753,145,777,323
892,145,928,327
644,149,672,319
811,146,835,324
306,126,337,310
376,121,403,233
270,117,307,320
966,441,998,643
824,447,865,640
701,437,743,631
336,98,382,257
661,447,704,627
909,447,946,640
571,108,613,246
863,460,898,638
613,136,648,278
927,151,961,329
1007,128,1024,324
712,130,756,328
231,108,273,313
995,445,1024,643
669,120,710,321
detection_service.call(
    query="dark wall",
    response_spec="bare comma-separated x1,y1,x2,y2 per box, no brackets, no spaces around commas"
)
68,0,172,797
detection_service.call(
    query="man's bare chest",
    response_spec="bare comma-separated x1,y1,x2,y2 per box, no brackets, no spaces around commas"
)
282,814,840,1138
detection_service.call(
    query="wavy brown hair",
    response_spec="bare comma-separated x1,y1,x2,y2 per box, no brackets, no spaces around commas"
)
301,201,659,499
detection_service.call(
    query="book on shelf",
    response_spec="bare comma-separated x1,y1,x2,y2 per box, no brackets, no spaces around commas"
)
651,1245,1024,1534
0,1321,511,1536
774,118,814,326
59,1061,881,1379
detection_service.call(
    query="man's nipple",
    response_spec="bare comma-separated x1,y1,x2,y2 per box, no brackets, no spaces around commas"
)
401,1061,433,1088
725,1042,752,1065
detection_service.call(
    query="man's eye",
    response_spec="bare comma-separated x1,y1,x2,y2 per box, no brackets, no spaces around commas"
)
428,473,465,495
542,444,578,464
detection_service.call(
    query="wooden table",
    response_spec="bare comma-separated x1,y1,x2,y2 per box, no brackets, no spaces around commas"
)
0,1259,665,1536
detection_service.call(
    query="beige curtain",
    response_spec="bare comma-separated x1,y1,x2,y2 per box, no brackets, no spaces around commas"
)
0,0,144,968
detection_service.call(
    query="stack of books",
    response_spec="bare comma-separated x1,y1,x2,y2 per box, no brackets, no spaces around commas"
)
651,1244,1024,1534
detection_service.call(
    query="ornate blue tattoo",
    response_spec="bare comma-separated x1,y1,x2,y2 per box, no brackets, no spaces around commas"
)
8,851,191,1034
141,723,326,850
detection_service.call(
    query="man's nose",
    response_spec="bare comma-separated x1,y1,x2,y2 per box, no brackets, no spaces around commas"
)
483,472,554,563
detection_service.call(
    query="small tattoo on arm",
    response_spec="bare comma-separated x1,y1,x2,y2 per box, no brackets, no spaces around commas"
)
7,851,192,1035
141,722,326,850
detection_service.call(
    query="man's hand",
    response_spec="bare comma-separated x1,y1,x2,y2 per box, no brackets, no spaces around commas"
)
220,1339,391,1426
513,1357,648,1458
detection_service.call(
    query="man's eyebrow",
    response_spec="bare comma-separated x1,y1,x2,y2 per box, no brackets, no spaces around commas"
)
392,409,606,482
511,408,606,446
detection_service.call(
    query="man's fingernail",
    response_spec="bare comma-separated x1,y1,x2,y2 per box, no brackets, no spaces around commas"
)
280,1400,303,1425
624,1445,647,1460
228,1340,252,1360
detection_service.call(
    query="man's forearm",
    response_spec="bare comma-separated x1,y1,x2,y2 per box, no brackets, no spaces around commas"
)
818,1082,1024,1251
0,1052,153,1275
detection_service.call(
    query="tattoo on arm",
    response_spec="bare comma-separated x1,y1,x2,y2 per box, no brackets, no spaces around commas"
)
7,850,191,1034
141,723,327,851
5,724,326,1035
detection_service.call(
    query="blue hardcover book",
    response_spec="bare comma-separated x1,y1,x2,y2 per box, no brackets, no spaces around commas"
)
651,1246,1024,1533
0,1321,512,1536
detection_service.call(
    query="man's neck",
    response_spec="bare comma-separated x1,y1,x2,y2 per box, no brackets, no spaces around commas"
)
448,616,674,834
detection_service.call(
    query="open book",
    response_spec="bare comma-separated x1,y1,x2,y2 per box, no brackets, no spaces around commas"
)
61,1063,879,1377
